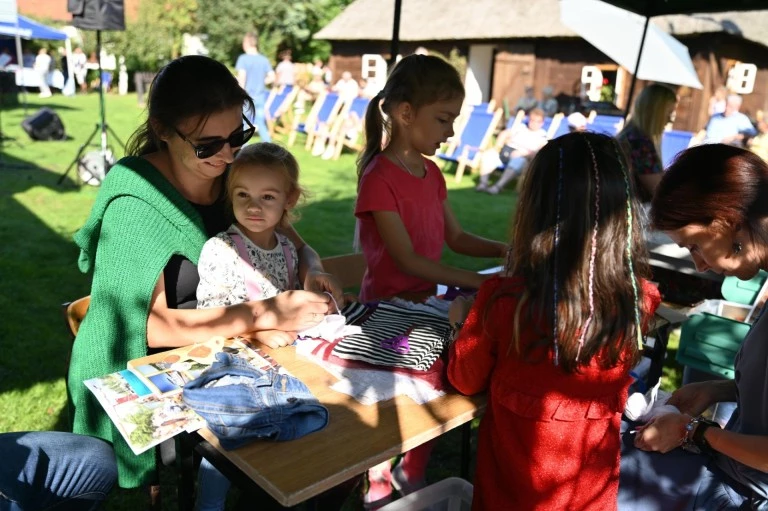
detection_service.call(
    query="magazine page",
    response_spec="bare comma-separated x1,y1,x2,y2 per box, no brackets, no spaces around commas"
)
84,370,205,455
85,336,287,454
126,336,285,396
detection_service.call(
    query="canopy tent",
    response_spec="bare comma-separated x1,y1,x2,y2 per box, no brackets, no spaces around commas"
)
0,13,72,110
0,15,67,40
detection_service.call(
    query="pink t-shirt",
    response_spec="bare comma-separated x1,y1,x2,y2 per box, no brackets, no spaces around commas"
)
355,154,447,302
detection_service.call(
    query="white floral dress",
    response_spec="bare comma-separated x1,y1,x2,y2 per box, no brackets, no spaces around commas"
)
196,225,300,309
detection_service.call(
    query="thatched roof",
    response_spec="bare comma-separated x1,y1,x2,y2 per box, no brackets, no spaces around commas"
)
315,0,768,48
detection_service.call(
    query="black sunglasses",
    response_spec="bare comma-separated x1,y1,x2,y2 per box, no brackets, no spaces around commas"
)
174,115,256,159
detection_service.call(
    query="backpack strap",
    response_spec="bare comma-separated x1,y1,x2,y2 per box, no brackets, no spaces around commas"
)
228,231,263,300
277,234,297,290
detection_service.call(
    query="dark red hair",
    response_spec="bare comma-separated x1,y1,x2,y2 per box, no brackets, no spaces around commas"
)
651,144,768,242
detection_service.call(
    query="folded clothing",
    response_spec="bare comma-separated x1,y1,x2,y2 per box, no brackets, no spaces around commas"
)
182,353,328,450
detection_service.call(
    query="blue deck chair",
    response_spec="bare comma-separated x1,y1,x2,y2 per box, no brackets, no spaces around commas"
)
586,114,624,136
437,108,502,182
287,91,343,148
330,96,371,160
265,85,297,136
661,130,695,168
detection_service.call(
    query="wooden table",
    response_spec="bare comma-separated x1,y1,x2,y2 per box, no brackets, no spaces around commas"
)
179,343,486,509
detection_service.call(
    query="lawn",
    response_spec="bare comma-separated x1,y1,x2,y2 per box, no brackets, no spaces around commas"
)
0,91,515,509
0,91,684,509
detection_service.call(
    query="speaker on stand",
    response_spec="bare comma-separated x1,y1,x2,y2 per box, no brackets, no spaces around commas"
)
58,0,126,186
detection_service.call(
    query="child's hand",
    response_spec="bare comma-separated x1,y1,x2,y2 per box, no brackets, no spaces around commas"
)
249,330,297,349
253,290,330,332
304,270,345,308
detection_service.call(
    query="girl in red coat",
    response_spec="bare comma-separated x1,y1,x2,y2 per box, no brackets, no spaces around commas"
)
448,132,661,510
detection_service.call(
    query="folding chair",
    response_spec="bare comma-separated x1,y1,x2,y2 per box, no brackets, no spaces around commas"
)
327,96,371,160
661,130,695,168
265,85,298,137
437,108,502,183
287,91,344,149
587,114,625,136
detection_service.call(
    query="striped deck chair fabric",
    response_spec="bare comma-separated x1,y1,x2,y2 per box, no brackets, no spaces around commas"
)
287,91,343,148
329,96,371,160
437,108,502,182
661,130,695,168
265,85,297,135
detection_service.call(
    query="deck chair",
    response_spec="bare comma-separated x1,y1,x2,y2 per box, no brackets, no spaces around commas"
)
545,113,565,139
62,295,91,340
437,108,502,183
587,114,625,136
321,253,367,291
661,130,695,168
265,85,298,136
327,96,371,160
550,116,571,139
287,91,344,149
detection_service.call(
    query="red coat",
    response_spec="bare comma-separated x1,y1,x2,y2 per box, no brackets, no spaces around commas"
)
448,276,660,511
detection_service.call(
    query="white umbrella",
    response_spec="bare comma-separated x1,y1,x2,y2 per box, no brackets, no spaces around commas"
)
561,0,703,89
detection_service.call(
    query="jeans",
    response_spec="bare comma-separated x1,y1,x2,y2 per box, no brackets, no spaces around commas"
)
195,459,230,511
249,95,271,143
0,431,117,511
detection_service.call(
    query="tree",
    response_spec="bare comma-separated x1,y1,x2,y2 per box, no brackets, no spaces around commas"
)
197,0,354,65
85,0,199,72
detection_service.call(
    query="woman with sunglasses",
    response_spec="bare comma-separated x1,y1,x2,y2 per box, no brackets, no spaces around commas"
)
67,55,338,494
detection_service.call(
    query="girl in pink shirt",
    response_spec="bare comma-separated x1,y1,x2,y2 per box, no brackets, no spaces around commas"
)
354,54,507,508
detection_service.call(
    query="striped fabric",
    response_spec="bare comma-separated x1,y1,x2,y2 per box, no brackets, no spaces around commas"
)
333,302,450,371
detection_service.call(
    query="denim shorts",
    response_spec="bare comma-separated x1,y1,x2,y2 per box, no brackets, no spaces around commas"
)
182,353,329,450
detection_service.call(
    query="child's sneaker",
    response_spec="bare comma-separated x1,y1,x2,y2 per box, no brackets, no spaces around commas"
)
363,462,393,510
391,460,426,496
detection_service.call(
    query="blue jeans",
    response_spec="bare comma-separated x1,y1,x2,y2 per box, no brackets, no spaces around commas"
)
249,95,271,143
195,458,230,511
0,431,117,511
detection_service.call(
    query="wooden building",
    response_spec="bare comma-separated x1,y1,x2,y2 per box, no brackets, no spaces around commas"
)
315,0,768,132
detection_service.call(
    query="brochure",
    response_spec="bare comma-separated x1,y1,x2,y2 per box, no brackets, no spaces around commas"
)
84,337,282,455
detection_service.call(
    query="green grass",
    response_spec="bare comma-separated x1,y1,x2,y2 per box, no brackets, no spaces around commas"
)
0,91,513,509
0,91,686,509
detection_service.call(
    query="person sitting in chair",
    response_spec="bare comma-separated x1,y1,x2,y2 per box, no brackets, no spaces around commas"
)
475,108,548,195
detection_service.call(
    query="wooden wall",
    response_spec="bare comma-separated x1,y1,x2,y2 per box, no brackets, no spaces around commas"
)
327,34,768,133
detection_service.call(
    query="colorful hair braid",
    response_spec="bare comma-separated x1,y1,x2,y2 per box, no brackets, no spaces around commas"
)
613,142,644,350
552,146,564,366
577,137,601,361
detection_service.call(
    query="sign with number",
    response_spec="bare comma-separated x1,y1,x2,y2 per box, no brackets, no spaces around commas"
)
727,63,757,94
581,66,603,101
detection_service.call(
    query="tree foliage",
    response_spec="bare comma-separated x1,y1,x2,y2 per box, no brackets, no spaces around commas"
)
84,0,199,72
197,0,354,65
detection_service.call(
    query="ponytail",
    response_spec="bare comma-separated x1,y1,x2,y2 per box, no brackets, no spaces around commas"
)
356,92,385,188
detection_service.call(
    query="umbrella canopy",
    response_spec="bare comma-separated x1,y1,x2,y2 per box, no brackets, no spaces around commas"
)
597,0,767,16
0,15,67,40
561,0,703,89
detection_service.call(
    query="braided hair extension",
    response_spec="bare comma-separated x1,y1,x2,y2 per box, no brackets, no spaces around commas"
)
577,137,601,361
551,146,564,366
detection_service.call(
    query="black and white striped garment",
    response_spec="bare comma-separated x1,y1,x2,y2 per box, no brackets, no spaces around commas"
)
332,301,451,371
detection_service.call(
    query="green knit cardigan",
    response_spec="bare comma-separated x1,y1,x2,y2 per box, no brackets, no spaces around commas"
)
69,156,209,488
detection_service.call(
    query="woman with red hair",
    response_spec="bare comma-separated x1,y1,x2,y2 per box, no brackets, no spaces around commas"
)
619,144,768,509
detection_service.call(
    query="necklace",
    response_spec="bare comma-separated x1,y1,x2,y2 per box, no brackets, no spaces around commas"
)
393,153,421,177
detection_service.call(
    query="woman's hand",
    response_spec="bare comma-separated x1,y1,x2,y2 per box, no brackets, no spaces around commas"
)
252,290,330,333
303,270,344,309
667,382,718,417
449,296,474,326
248,330,297,349
634,412,690,453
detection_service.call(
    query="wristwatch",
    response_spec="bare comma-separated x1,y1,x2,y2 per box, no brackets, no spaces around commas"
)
682,416,719,454
692,417,720,454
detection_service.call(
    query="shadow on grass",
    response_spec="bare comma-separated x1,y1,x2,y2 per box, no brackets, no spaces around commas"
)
0,151,91,427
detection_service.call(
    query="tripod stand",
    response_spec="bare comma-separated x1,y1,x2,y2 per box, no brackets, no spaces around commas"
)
58,30,124,185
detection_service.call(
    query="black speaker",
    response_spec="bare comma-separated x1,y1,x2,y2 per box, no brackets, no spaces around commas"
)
22,108,67,141
67,0,125,31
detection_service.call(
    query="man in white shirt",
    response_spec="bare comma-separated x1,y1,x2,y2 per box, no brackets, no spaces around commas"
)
33,48,52,98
